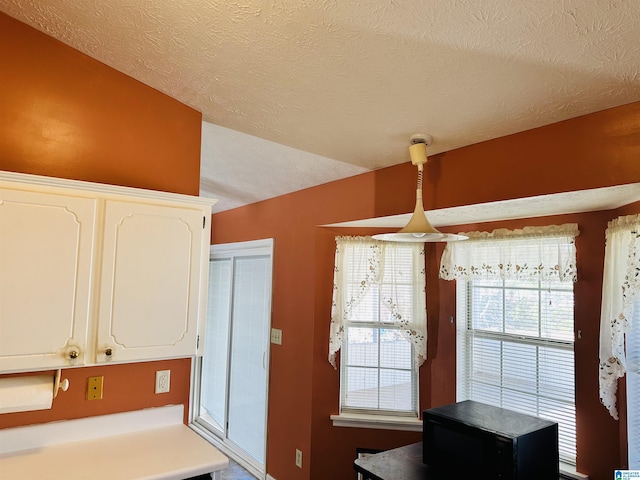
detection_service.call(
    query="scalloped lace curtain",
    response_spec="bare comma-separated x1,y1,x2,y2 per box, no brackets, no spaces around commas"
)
439,224,579,282
328,236,427,368
599,214,640,419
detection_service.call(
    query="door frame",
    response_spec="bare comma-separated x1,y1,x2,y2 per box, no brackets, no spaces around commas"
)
190,238,274,479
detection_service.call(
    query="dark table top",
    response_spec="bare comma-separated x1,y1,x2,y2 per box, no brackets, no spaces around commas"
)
354,441,563,480
354,442,432,480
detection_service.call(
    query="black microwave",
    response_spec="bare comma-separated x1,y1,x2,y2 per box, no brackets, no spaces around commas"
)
423,400,559,480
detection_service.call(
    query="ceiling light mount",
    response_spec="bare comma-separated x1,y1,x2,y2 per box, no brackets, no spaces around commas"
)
409,133,432,146
372,134,468,243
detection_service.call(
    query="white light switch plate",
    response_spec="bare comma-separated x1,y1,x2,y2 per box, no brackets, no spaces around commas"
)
270,328,282,345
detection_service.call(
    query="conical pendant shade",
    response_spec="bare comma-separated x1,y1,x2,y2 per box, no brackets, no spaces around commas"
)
400,196,447,235
373,191,466,242
372,136,467,243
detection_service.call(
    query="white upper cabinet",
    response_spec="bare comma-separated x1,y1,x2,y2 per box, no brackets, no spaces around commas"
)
0,189,96,372
0,171,215,373
97,200,206,363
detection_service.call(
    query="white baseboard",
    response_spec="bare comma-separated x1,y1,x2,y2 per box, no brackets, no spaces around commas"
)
266,475,277,480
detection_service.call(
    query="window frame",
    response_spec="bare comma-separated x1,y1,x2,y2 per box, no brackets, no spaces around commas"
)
190,238,274,479
626,298,640,468
330,238,425,430
339,315,419,418
456,276,577,465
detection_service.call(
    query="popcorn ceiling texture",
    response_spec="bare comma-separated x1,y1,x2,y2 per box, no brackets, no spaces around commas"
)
1,1,639,210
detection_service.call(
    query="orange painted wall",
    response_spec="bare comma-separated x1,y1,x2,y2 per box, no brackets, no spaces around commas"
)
210,102,640,480
0,12,201,196
0,13,202,428
0,359,193,429
3,9,639,479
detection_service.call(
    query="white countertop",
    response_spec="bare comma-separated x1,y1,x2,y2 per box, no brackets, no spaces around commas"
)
0,405,228,480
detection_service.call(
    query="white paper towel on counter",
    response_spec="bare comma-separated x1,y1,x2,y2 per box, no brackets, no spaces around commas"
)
0,375,54,414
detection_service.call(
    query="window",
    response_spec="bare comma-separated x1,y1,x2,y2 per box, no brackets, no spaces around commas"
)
329,237,426,419
440,224,579,465
456,276,576,463
599,213,640,468
628,299,640,468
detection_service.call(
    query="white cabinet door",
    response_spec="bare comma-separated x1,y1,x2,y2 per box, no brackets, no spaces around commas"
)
96,200,206,363
0,189,96,372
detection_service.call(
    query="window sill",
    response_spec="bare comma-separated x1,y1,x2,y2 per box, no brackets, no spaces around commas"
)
560,462,589,480
330,413,423,432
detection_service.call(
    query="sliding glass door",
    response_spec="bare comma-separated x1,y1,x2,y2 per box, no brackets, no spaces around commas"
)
196,239,273,478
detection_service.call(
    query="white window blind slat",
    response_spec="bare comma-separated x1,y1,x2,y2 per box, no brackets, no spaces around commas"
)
199,259,232,430
332,238,425,417
343,326,416,415
447,228,578,466
628,300,640,468
227,255,271,463
461,278,577,465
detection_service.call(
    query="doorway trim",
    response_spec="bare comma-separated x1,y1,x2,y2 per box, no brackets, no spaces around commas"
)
190,238,274,479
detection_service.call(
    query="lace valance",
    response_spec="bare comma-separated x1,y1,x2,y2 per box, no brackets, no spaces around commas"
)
599,213,640,419
439,224,579,283
328,236,427,369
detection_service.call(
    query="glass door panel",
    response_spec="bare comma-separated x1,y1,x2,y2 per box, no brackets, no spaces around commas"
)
199,258,231,434
196,239,273,478
227,255,271,464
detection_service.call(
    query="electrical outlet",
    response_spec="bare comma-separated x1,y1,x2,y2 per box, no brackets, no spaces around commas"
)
295,448,302,468
270,328,282,345
155,370,170,394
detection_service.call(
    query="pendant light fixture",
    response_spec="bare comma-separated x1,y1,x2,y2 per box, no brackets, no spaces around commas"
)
372,134,468,243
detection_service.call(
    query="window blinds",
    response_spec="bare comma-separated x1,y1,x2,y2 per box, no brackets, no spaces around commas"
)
330,236,426,416
444,224,579,465
457,278,576,463
627,300,640,468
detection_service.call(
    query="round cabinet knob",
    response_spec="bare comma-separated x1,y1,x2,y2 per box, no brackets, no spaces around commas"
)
105,348,113,357
64,345,81,364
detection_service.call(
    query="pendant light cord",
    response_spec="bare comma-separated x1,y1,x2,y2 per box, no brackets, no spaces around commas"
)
415,167,423,202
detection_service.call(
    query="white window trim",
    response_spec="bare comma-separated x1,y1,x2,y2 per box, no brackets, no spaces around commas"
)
559,462,589,480
330,237,426,421
441,225,580,469
456,276,577,465
627,298,640,468
339,321,420,418
330,412,422,431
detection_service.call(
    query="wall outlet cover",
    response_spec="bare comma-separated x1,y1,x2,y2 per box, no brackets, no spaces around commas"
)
155,370,170,394
87,376,104,400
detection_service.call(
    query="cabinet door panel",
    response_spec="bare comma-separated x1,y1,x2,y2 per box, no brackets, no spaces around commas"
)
98,200,204,362
0,190,95,371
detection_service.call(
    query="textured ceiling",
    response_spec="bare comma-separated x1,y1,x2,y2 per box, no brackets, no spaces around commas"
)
1,1,639,212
